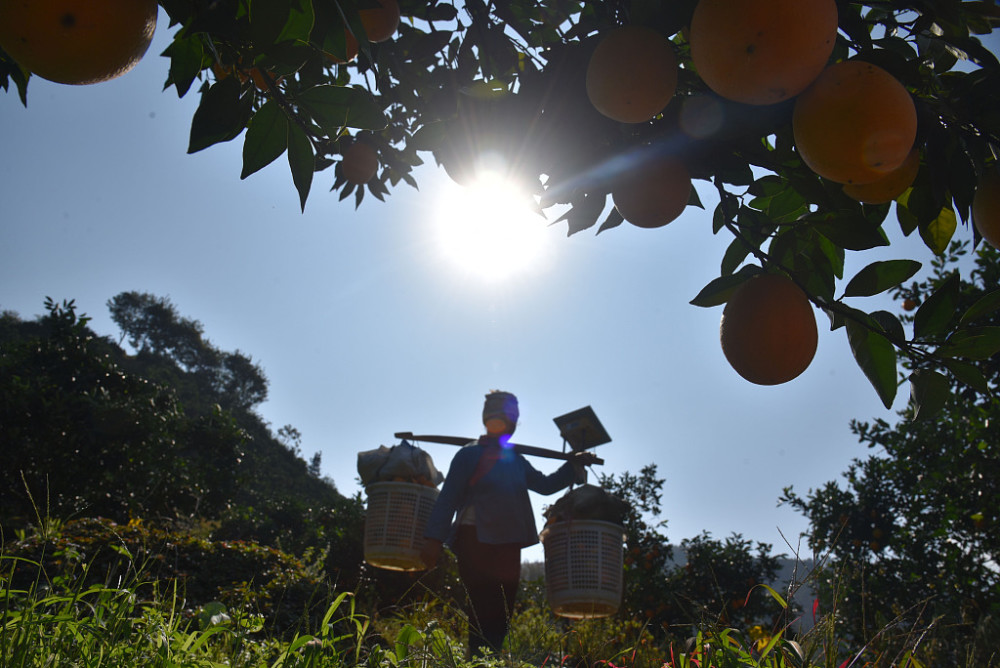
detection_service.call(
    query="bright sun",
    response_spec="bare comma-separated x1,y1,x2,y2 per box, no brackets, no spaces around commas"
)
434,171,551,282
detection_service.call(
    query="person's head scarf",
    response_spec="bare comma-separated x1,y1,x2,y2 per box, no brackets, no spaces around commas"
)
482,390,518,436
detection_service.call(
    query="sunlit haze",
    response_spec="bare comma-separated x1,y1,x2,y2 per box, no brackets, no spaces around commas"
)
434,171,551,282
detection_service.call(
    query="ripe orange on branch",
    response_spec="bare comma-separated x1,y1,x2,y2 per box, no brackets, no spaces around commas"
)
586,25,678,124
359,0,400,43
689,0,838,105
972,168,1000,249
612,156,691,228
0,0,157,85
342,141,379,185
793,60,917,185
720,273,818,385
842,147,921,204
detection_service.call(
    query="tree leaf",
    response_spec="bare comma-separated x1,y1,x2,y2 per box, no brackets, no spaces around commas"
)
909,369,951,421
919,207,957,256
913,271,960,340
297,85,389,134
842,260,922,297
846,318,898,409
276,0,315,44
287,123,314,212
596,206,624,234
188,78,252,154
689,265,761,308
895,188,919,235
810,211,890,251
938,326,1000,360
554,194,605,236
242,101,289,179
959,288,1000,324
720,236,752,276
162,33,206,98
943,359,989,394
869,310,906,344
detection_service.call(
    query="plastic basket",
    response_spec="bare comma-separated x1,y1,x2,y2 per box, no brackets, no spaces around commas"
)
363,481,439,571
540,519,625,619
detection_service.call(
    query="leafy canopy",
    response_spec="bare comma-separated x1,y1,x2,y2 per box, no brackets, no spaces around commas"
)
2,0,999,405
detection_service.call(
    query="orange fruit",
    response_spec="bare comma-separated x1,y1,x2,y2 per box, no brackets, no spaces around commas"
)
612,156,691,228
689,0,837,105
842,147,921,204
586,25,677,124
359,0,400,43
793,60,917,185
720,273,818,385
246,67,283,92
212,62,233,81
0,0,157,85
342,141,379,185
972,168,1000,249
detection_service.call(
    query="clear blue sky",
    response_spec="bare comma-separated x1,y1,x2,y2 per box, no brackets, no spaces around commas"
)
2,14,995,562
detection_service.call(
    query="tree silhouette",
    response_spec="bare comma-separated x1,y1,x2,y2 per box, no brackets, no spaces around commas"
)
782,244,1000,664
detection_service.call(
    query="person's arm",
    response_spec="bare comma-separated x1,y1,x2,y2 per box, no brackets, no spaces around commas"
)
524,451,598,494
420,445,477,566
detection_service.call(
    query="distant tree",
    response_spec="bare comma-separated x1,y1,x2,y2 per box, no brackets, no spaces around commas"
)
599,465,784,640
108,291,214,369
0,298,245,524
782,244,1000,665
108,291,268,412
308,451,323,477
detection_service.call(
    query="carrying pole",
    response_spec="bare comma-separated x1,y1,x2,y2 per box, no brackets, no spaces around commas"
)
394,432,604,466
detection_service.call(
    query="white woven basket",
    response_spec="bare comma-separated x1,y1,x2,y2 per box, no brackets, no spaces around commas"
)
363,481,439,571
540,519,625,619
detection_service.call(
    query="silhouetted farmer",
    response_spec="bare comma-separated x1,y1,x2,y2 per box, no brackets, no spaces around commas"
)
420,390,595,657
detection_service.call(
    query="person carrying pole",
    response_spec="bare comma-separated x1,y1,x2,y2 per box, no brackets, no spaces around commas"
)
420,390,597,658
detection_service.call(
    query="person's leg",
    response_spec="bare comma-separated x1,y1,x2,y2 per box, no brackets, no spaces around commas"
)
454,526,521,657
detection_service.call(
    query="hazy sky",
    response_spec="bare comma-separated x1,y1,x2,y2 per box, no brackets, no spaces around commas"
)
2,13,995,562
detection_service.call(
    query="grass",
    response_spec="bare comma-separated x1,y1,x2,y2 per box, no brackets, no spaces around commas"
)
0,551,823,668
0,536,980,668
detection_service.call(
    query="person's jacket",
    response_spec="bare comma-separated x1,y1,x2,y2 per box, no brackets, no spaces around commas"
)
423,438,582,548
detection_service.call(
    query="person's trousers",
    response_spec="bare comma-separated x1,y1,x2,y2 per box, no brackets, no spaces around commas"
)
452,525,521,658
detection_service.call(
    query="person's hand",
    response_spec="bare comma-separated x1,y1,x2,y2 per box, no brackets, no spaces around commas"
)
420,538,443,569
571,451,597,483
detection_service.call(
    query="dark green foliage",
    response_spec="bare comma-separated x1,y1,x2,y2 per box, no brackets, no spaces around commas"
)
782,245,1000,665
0,295,368,596
597,466,785,642
0,298,245,524
2,517,337,638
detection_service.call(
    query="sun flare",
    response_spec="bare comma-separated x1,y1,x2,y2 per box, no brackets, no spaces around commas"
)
434,172,551,281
